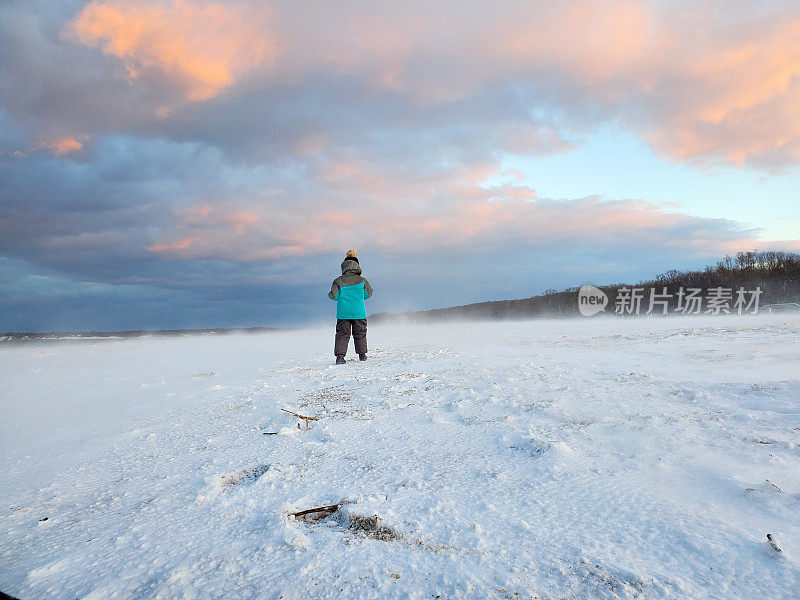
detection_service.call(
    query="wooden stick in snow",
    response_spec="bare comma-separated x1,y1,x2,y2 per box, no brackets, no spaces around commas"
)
281,408,319,429
291,504,341,521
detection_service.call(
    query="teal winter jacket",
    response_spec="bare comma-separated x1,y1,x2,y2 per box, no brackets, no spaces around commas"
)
329,258,373,319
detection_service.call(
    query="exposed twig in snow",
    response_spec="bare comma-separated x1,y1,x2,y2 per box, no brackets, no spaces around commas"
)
291,504,341,522
281,408,319,429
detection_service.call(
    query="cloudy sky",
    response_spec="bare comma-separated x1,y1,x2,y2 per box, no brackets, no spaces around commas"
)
1,0,799,331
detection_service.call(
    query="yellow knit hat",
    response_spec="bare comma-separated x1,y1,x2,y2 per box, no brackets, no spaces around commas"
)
345,249,357,258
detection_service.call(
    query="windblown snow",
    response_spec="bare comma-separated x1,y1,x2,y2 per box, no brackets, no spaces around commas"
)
2,315,799,599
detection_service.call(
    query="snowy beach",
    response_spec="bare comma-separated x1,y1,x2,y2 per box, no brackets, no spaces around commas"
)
2,315,799,599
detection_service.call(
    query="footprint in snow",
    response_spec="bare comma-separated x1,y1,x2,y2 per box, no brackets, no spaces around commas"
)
206,464,269,491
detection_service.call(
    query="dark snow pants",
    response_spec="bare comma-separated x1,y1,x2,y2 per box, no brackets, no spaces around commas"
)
335,318,367,356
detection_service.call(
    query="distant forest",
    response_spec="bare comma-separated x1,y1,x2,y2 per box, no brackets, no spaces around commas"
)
372,251,800,322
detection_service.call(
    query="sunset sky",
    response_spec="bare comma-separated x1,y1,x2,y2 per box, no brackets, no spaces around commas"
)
1,0,799,331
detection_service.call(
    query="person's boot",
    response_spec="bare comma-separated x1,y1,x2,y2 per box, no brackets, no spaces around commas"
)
359,353,367,361
335,355,346,365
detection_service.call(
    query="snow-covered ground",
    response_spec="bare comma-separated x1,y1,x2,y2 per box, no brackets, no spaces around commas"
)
2,315,799,599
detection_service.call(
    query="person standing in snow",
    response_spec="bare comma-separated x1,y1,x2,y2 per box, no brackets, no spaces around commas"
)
329,249,373,364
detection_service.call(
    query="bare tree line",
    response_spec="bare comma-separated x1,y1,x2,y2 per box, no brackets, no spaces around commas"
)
372,251,800,322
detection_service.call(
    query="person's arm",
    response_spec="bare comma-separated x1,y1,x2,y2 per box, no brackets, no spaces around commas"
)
329,280,340,300
364,279,373,299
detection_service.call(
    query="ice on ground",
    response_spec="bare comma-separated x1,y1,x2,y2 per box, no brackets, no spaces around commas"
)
2,314,799,599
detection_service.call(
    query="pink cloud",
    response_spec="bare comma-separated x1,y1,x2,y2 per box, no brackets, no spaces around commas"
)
140,156,777,263
313,1,799,167
66,0,278,102
493,1,653,83
325,2,799,166
57,0,800,167
35,136,86,156
147,236,200,254
226,211,261,234
319,160,389,191
177,205,213,223
636,15,800,167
